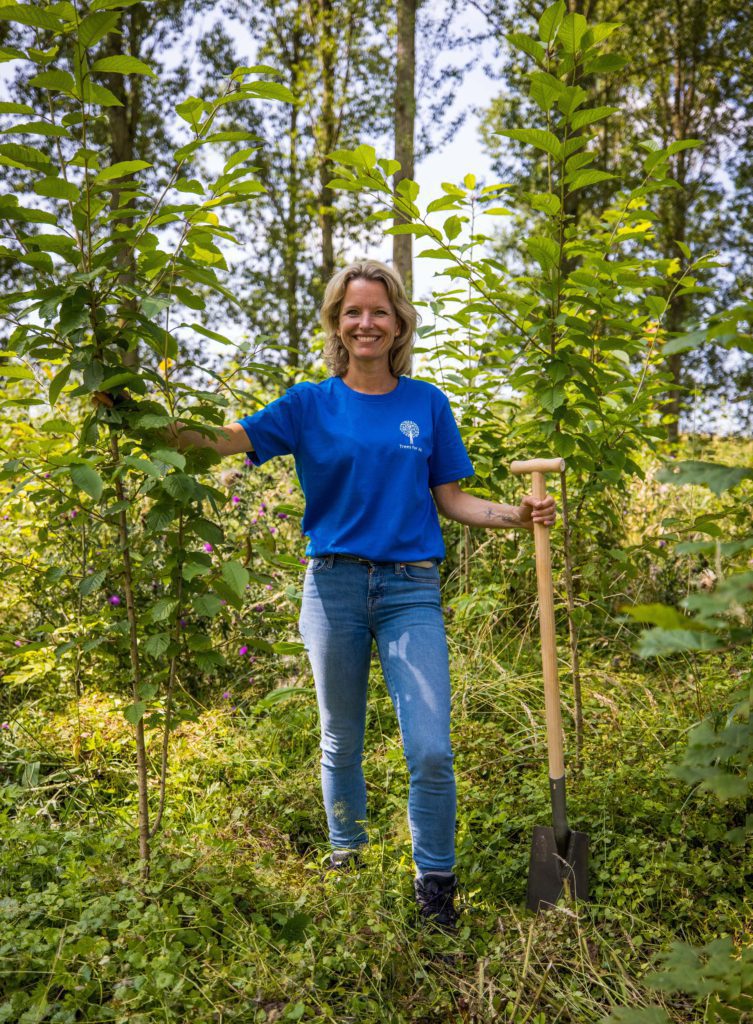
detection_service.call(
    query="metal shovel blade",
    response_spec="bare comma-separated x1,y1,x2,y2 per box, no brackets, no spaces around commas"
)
526,825,589,912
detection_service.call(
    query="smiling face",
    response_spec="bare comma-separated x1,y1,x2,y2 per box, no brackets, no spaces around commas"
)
337,278,401,370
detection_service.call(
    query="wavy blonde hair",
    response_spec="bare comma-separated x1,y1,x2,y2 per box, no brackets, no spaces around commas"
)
320,259,419,378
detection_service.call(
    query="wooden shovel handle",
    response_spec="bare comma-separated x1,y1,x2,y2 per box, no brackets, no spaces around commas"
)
511,458,565,780
510,457,565,475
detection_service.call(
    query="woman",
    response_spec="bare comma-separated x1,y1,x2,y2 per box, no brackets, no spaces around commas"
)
172,259,556,929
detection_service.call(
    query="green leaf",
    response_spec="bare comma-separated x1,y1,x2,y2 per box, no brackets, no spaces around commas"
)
78,10,120,47
528,71,566,113
150,598,179,623
569,106,619,131
497,128,562,161
566,168,616,191
143,633,170,658
123,702,147,726
507,32,546,64
70,464,103,500
28,70,75,92
0,364,35,380
636,628,722,658
0,142,52,170
91,54,156,77
663,329,707,355
221,559,249,598
583,53,629,74
621,603,710,631
94,159,151,182
272,641,305,655
0,102,34,114
33,176,79,201
256,686,307,709
162,473,197,501
538,383,565,412
192,593,224,617
527,235,560,270
559,11,588,52
538,0,565,42
152,448,186,470
0,5,62,29
191,518,224,546
79,569,106,596
48,365,71,405
656,461,753,496
243,80,296,103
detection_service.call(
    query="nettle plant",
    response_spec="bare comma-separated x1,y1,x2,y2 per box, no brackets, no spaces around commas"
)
0,1,295,869
327,1,715,577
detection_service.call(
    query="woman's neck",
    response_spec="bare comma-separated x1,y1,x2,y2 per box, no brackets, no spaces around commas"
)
342,362,398,395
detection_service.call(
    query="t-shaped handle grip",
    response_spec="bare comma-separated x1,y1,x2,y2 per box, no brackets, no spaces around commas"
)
510,457,565,476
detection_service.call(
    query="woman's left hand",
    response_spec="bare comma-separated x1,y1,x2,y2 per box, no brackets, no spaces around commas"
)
518,494,557,530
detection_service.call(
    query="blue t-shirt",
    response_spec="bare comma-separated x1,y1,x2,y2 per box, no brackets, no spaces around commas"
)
237,376,473,561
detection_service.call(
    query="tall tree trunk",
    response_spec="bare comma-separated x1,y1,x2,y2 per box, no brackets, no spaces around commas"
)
317,0,336,284
285,57,301,370
102,4,146,371
393,0,416,297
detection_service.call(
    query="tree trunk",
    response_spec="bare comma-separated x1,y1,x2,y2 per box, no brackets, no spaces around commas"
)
393,0,416,297
317,0,336,284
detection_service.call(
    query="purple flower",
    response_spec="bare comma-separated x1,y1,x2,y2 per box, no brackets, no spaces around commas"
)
108,595,121,606
299,557,307,565
269,527,277,535
44,472,51,479
244,458,253,467
239,645,248,656
179,618,187,627
222,691,231,699
232,495,240,505
251,517,258,524
249,655,257,663
248,677,254,684
220,599,227,606
260,503,267,512
265,584,273,591
1,722,8,730
14,640,22,647
277,513,288,520
70,509,77,518
288,486,294,494
254,603,264,612
203,542,214,553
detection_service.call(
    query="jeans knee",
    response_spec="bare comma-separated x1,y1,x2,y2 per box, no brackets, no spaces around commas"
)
320,733,363,770
408,743,454,783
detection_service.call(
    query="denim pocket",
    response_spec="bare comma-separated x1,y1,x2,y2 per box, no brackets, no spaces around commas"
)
401,563,440,585
309,555,333,574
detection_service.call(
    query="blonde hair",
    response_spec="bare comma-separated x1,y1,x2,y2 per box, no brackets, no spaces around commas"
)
320,259,419,378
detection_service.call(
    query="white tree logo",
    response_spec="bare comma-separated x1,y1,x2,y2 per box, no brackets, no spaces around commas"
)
400,420,420,446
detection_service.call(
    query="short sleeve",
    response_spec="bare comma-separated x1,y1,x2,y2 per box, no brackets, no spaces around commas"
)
237,387,301,466
428,394,474,487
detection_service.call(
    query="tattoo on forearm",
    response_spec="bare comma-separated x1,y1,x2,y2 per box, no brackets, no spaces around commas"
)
484,506,518,524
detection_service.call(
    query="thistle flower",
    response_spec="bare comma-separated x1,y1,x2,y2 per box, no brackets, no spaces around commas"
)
108,595,121,606
232,495,240,505
203,542,213,553
239,645,248,656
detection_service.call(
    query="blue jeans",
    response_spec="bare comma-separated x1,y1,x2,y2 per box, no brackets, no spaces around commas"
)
298,555,456,875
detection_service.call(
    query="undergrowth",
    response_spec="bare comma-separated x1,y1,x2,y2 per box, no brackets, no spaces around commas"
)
1,632,749,1023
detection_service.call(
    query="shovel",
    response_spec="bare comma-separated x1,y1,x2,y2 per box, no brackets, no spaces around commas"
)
510,457,588,912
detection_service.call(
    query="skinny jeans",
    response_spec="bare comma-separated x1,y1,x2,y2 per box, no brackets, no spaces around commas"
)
298,555,456,875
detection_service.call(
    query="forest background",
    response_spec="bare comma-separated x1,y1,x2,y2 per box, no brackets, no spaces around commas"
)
0,0,751,1022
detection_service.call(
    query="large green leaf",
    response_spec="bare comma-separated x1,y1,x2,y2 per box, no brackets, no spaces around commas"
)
78,10,120,47
0,142,52,171
621,603,711,631
497,128,562,161
79,569,106,596
28,70,75,92
221,559,249,598
123,702,147,726
538,0,565,42
636,628,722,658
569,106,619,131
243,80,296,104
70,464,103,500
33,177,79,201
0,4,62,29
94,160,151,182
559,11,588,52
91,55,156,77
507,32,546,65
656,461,753,496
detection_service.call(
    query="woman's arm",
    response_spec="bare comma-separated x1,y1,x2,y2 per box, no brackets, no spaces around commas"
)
169,421,253,457
432,481,556,530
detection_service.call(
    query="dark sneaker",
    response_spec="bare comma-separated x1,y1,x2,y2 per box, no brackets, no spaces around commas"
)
326,848,363,873
414,872,458,931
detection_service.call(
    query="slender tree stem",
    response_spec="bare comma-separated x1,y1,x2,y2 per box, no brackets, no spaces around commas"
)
110,433,150,872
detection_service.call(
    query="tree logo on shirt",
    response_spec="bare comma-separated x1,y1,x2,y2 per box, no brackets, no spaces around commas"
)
400,420,420,447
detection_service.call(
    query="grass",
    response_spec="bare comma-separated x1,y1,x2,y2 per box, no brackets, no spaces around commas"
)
1,629,749,1024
